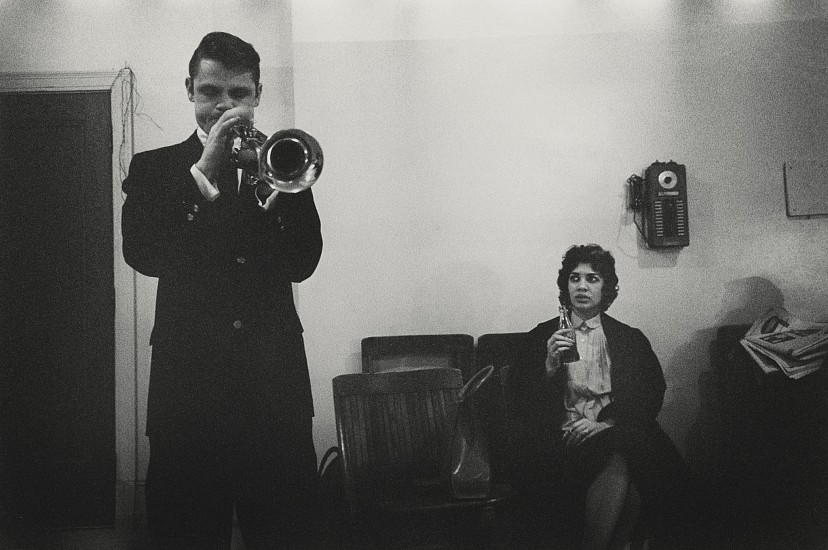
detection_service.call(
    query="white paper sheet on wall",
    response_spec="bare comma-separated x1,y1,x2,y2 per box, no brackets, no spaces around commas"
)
784,159,828,218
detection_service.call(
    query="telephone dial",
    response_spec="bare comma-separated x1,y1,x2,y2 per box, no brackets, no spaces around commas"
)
627,161,689,248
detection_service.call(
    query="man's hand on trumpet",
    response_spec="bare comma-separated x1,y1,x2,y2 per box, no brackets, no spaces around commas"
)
195,105,254,184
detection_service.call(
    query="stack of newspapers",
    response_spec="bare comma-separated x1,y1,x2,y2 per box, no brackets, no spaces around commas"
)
740,307,828,379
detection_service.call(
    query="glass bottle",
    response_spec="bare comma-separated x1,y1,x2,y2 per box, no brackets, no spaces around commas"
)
558,305,580,363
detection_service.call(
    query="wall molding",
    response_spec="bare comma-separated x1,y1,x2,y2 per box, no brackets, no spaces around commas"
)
0,71,125,92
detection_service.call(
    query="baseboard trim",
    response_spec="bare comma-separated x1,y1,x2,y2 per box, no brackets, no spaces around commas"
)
115,480,147,527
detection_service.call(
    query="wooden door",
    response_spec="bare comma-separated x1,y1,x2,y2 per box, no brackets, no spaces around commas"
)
0,91,115,530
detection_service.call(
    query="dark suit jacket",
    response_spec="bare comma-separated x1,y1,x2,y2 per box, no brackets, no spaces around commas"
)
122,132,323,436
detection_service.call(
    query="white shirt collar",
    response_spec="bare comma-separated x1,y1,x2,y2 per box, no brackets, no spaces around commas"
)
571,311,602,330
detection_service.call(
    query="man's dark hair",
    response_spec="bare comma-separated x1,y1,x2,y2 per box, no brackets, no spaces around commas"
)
188,32,261,88
556,244,620,311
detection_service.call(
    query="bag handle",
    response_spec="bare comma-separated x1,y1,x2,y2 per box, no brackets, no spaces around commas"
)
458,364,495,401
318,445,341,478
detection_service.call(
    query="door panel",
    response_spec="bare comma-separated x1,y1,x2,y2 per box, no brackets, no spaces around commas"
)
0,91,115,530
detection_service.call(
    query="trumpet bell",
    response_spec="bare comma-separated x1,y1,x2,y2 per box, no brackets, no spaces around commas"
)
260,129,324,193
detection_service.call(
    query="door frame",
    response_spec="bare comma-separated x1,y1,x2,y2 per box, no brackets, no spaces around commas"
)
0,71,136,523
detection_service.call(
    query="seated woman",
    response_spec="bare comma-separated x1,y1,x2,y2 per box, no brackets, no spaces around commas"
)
506,244,708,550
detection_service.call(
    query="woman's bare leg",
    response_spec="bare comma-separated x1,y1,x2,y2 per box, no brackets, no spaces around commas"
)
609,480,641,550
582,453,631,550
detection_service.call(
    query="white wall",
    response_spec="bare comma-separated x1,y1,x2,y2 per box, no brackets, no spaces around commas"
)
290,0,828,477
2,0,828,520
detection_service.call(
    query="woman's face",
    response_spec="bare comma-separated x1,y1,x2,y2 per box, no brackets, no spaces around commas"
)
567,262,604,320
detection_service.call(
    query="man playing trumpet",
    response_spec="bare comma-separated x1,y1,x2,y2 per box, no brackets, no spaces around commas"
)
122,31,323,549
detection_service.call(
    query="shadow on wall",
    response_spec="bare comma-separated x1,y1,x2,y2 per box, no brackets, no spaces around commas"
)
672,277,784,485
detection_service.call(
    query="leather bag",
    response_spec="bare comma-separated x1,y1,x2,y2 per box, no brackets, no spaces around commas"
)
446,365,495,499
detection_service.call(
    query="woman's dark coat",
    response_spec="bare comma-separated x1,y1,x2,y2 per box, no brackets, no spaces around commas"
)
506,313,704,535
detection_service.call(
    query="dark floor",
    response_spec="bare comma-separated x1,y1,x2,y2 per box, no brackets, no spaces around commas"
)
0,519,244,550
723,503,828,550
1,504,827,550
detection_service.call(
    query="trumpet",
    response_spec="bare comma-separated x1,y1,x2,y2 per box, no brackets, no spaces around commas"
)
231,125,324,193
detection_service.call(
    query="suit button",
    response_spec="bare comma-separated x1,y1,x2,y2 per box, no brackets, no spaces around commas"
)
187,213,194,221
193,204,200,212
233,320,243,329
236,256,246,264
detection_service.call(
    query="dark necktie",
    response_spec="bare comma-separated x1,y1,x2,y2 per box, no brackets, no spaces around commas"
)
218,164,238,197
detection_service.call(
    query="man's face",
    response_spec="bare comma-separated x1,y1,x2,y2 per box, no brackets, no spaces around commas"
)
186,58,262,135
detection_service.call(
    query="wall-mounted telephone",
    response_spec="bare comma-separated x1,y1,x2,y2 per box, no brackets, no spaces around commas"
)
627,161,690,248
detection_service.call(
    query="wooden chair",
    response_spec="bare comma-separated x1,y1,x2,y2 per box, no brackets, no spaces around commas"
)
332,367,507,548
361,333,475,378
475,333,526,374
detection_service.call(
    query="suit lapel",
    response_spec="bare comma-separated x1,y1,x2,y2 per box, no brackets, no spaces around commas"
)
182,131,204,162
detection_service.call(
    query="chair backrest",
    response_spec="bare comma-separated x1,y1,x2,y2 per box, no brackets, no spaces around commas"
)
475,332,527,373
472,332,527,485
332,367,464,514
361,334,475,378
